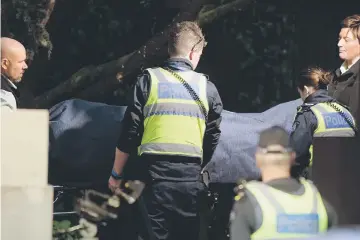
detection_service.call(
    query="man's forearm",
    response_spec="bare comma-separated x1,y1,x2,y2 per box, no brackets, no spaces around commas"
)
112,147,130,175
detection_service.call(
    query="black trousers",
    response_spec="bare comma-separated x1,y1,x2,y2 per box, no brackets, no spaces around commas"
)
141,180,205,240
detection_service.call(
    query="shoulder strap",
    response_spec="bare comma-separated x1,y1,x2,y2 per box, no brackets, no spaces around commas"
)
162,67,208,121
323,101,358,135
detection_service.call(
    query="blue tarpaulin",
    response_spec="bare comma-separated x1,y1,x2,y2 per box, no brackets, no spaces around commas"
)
48,98,302,186
204,98,302,183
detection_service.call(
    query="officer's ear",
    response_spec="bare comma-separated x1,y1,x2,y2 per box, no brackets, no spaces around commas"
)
255,151,263,168
189,50,194,60
289,151,296,165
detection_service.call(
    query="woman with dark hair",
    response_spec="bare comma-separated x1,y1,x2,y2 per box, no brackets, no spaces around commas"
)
290,67,356,178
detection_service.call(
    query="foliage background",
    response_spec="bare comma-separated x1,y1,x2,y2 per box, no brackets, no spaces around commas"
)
1,0,357,112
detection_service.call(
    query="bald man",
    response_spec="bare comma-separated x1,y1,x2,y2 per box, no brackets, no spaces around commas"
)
1,37,28,110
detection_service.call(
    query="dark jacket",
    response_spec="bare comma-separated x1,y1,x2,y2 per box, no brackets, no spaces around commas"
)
328,59,360,126
1,74,20,107
230,178,338,240
117,58,223,181
289,90,337,175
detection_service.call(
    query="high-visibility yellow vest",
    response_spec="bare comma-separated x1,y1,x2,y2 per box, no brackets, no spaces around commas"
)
247,179,328,239
308,102,355,165
138,67,209,159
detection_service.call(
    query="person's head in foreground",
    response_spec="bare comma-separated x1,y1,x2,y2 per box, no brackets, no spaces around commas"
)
255,126,296,182
168,21,207,69
297,67,332,101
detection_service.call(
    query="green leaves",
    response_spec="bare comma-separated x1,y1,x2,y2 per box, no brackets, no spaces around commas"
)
53,220,81,240
54,220,72,230
202,1,298,112
4,0,53,61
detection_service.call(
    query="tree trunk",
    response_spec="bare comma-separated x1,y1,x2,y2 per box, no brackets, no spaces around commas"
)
35,0,252,108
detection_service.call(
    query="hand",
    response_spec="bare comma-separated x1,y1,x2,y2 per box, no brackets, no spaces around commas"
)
108,176,122,193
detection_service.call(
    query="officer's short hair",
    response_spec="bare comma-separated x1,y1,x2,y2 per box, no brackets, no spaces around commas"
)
168,21,206,56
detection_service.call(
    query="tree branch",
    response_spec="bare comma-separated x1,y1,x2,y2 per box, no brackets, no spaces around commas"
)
41,0,56,26
35,0,206,107
35,0,252,108
197,0,253,26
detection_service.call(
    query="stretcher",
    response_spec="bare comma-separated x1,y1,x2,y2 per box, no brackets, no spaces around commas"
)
52,181,145,239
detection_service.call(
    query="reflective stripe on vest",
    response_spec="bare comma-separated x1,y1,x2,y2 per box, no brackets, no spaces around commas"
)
138,67,209,159
247,179,328,239
308,102,355,165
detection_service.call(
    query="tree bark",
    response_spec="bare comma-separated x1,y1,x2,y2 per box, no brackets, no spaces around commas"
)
38,0,56,48
41,0,56,26
35,0,253,108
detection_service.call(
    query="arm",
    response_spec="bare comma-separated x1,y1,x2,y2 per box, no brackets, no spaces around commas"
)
348,80,359,124
289,110,317,172
112,73,150,176
202,81,223,167
1,101,14,111
229,193,256,240
1,90,16,110
322,198,338,229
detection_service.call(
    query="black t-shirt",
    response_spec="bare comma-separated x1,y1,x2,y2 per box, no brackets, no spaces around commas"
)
230,178,338,240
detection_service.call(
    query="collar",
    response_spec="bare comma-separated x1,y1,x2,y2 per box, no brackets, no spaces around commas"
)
339,57,360,75
163,57,194,71
1,74,17,89
304,89,334,104
264,177,299,188
340,62,348,74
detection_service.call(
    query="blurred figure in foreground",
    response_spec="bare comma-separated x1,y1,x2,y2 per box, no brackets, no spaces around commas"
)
230,126,337,240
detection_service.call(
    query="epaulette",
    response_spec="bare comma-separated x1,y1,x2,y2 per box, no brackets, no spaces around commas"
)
303,103,316,107
202,73,210,81
233,179,247,201
136,73,148,81
296,105,302,113
297,103,315,113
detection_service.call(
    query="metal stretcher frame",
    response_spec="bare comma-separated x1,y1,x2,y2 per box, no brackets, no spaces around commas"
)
53,185,82,217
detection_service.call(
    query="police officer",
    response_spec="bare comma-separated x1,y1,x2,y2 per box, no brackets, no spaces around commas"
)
230,126,337,240
108,21,223,240
290,67,356,178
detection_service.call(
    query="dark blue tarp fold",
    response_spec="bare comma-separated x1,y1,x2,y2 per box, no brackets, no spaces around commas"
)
48,98,302,186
